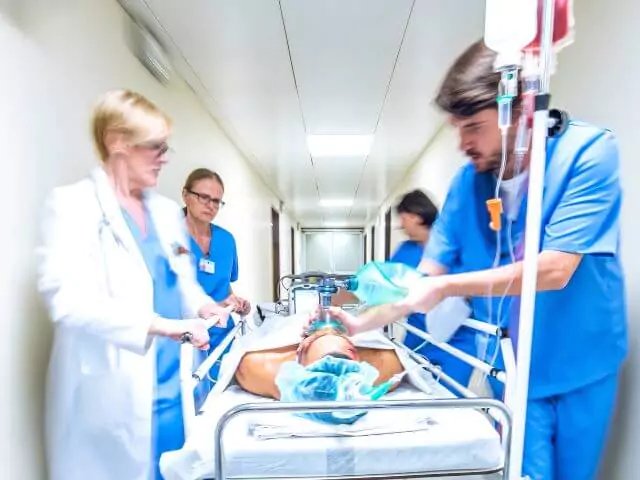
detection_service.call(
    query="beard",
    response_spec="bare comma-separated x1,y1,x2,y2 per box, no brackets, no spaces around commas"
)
466,147,503,173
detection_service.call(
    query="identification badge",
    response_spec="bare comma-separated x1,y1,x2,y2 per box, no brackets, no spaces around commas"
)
199,258,215,274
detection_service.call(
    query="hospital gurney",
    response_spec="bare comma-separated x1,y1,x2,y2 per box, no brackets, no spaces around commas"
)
160,307,515,480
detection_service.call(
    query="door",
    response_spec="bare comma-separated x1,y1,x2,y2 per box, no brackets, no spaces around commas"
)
363,233,367,264
290,226,295,275
371,226,376,261
271,207,280,301
384,208,392,260
302,230,364,273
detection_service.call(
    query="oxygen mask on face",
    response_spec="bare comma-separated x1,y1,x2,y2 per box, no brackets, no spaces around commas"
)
305,313,348,337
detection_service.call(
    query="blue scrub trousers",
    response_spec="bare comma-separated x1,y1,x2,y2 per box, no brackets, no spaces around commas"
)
522,373,619,480
152,336,185,480
152,402,185,479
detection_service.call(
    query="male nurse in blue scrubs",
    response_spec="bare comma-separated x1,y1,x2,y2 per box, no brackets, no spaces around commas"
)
182,168,251,381
335,40,627,480
390,189,476,388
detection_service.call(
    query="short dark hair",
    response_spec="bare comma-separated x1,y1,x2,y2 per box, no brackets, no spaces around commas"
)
435,40,514,117
396,189,438,227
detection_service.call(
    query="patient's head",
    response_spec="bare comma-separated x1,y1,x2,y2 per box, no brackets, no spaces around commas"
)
298,329,358,366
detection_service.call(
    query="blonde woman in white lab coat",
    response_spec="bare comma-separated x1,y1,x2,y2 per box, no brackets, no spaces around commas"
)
37,89,229,480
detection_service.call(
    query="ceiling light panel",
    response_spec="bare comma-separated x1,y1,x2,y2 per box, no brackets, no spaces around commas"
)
319,198,354,208
307,134,373,157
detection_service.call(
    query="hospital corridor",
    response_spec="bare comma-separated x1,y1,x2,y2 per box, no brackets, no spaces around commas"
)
2,0,640,479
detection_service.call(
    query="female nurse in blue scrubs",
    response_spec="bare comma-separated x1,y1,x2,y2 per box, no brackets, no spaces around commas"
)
182,168,251,378
332,41,627,480
390,189,476,389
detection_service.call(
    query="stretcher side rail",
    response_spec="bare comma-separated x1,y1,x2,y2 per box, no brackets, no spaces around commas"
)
397,321,507,383
391,318,517,453
213,397,513,480
181,315,248,439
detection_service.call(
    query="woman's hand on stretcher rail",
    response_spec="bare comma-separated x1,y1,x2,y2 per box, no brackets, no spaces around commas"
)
223,294,251,316
149,317,211,350
198,303,232,328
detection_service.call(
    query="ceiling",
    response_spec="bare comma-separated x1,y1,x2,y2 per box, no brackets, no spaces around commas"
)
122,0,485,227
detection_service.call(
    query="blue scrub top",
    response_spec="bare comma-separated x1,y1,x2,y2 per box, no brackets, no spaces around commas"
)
391,240,476,347
190,224,239,301
424,121,628,399
122,208,184,411
189,224,239,342
122,207,188,479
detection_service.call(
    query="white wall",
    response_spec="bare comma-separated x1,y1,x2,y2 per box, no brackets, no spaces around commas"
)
0,0,294,478
369,125,466,256
371,2,640,478
550,1,640,478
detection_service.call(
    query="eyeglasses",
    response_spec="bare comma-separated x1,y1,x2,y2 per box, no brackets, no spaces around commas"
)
187,189,226,208
135,140,170,159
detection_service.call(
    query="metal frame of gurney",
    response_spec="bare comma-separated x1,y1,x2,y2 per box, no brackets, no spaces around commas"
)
176,281,519,480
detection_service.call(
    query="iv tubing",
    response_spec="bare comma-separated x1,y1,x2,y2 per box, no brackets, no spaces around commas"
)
484,119,512,373
508,0,556,478
487,118,529,370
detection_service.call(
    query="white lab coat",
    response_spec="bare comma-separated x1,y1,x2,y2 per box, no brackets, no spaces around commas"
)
37,167,211,480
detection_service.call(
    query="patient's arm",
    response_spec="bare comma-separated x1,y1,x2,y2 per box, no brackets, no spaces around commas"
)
357,347,404,385
235,345,298,399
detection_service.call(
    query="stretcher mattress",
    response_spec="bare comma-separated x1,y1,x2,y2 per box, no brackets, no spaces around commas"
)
160,381,503,479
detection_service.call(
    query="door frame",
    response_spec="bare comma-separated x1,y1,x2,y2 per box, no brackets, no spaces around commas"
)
384,208,391,260
290,226,295,275
371,226,376,261
271,207,280,302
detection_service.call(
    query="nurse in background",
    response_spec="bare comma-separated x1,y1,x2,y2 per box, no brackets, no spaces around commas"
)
391,189,476,388
182,168,250,375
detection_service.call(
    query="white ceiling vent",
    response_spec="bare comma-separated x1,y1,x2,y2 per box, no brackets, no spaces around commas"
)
126,18,172,85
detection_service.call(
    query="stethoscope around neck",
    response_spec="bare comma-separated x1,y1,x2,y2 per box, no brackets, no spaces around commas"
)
95,186,129,252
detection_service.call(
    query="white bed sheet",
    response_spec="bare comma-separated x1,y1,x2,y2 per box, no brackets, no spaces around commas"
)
160,381,503,480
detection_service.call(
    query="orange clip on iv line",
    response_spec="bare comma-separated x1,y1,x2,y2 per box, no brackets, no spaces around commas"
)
486,198,503,231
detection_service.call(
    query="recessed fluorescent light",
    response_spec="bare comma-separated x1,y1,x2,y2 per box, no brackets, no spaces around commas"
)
322,222,349,228
307,134,373,157
319,199,353,208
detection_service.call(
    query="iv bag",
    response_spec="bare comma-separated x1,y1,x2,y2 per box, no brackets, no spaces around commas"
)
484,0,538,69
525,0,575,53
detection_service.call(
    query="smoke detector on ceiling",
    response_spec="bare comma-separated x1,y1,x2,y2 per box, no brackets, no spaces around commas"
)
127,19,172,85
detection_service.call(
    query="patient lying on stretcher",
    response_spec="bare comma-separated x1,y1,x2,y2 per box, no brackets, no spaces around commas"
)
235,320,405,400
234,292,404,401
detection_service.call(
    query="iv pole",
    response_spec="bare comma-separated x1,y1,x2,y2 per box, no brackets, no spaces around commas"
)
507,0,556,479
